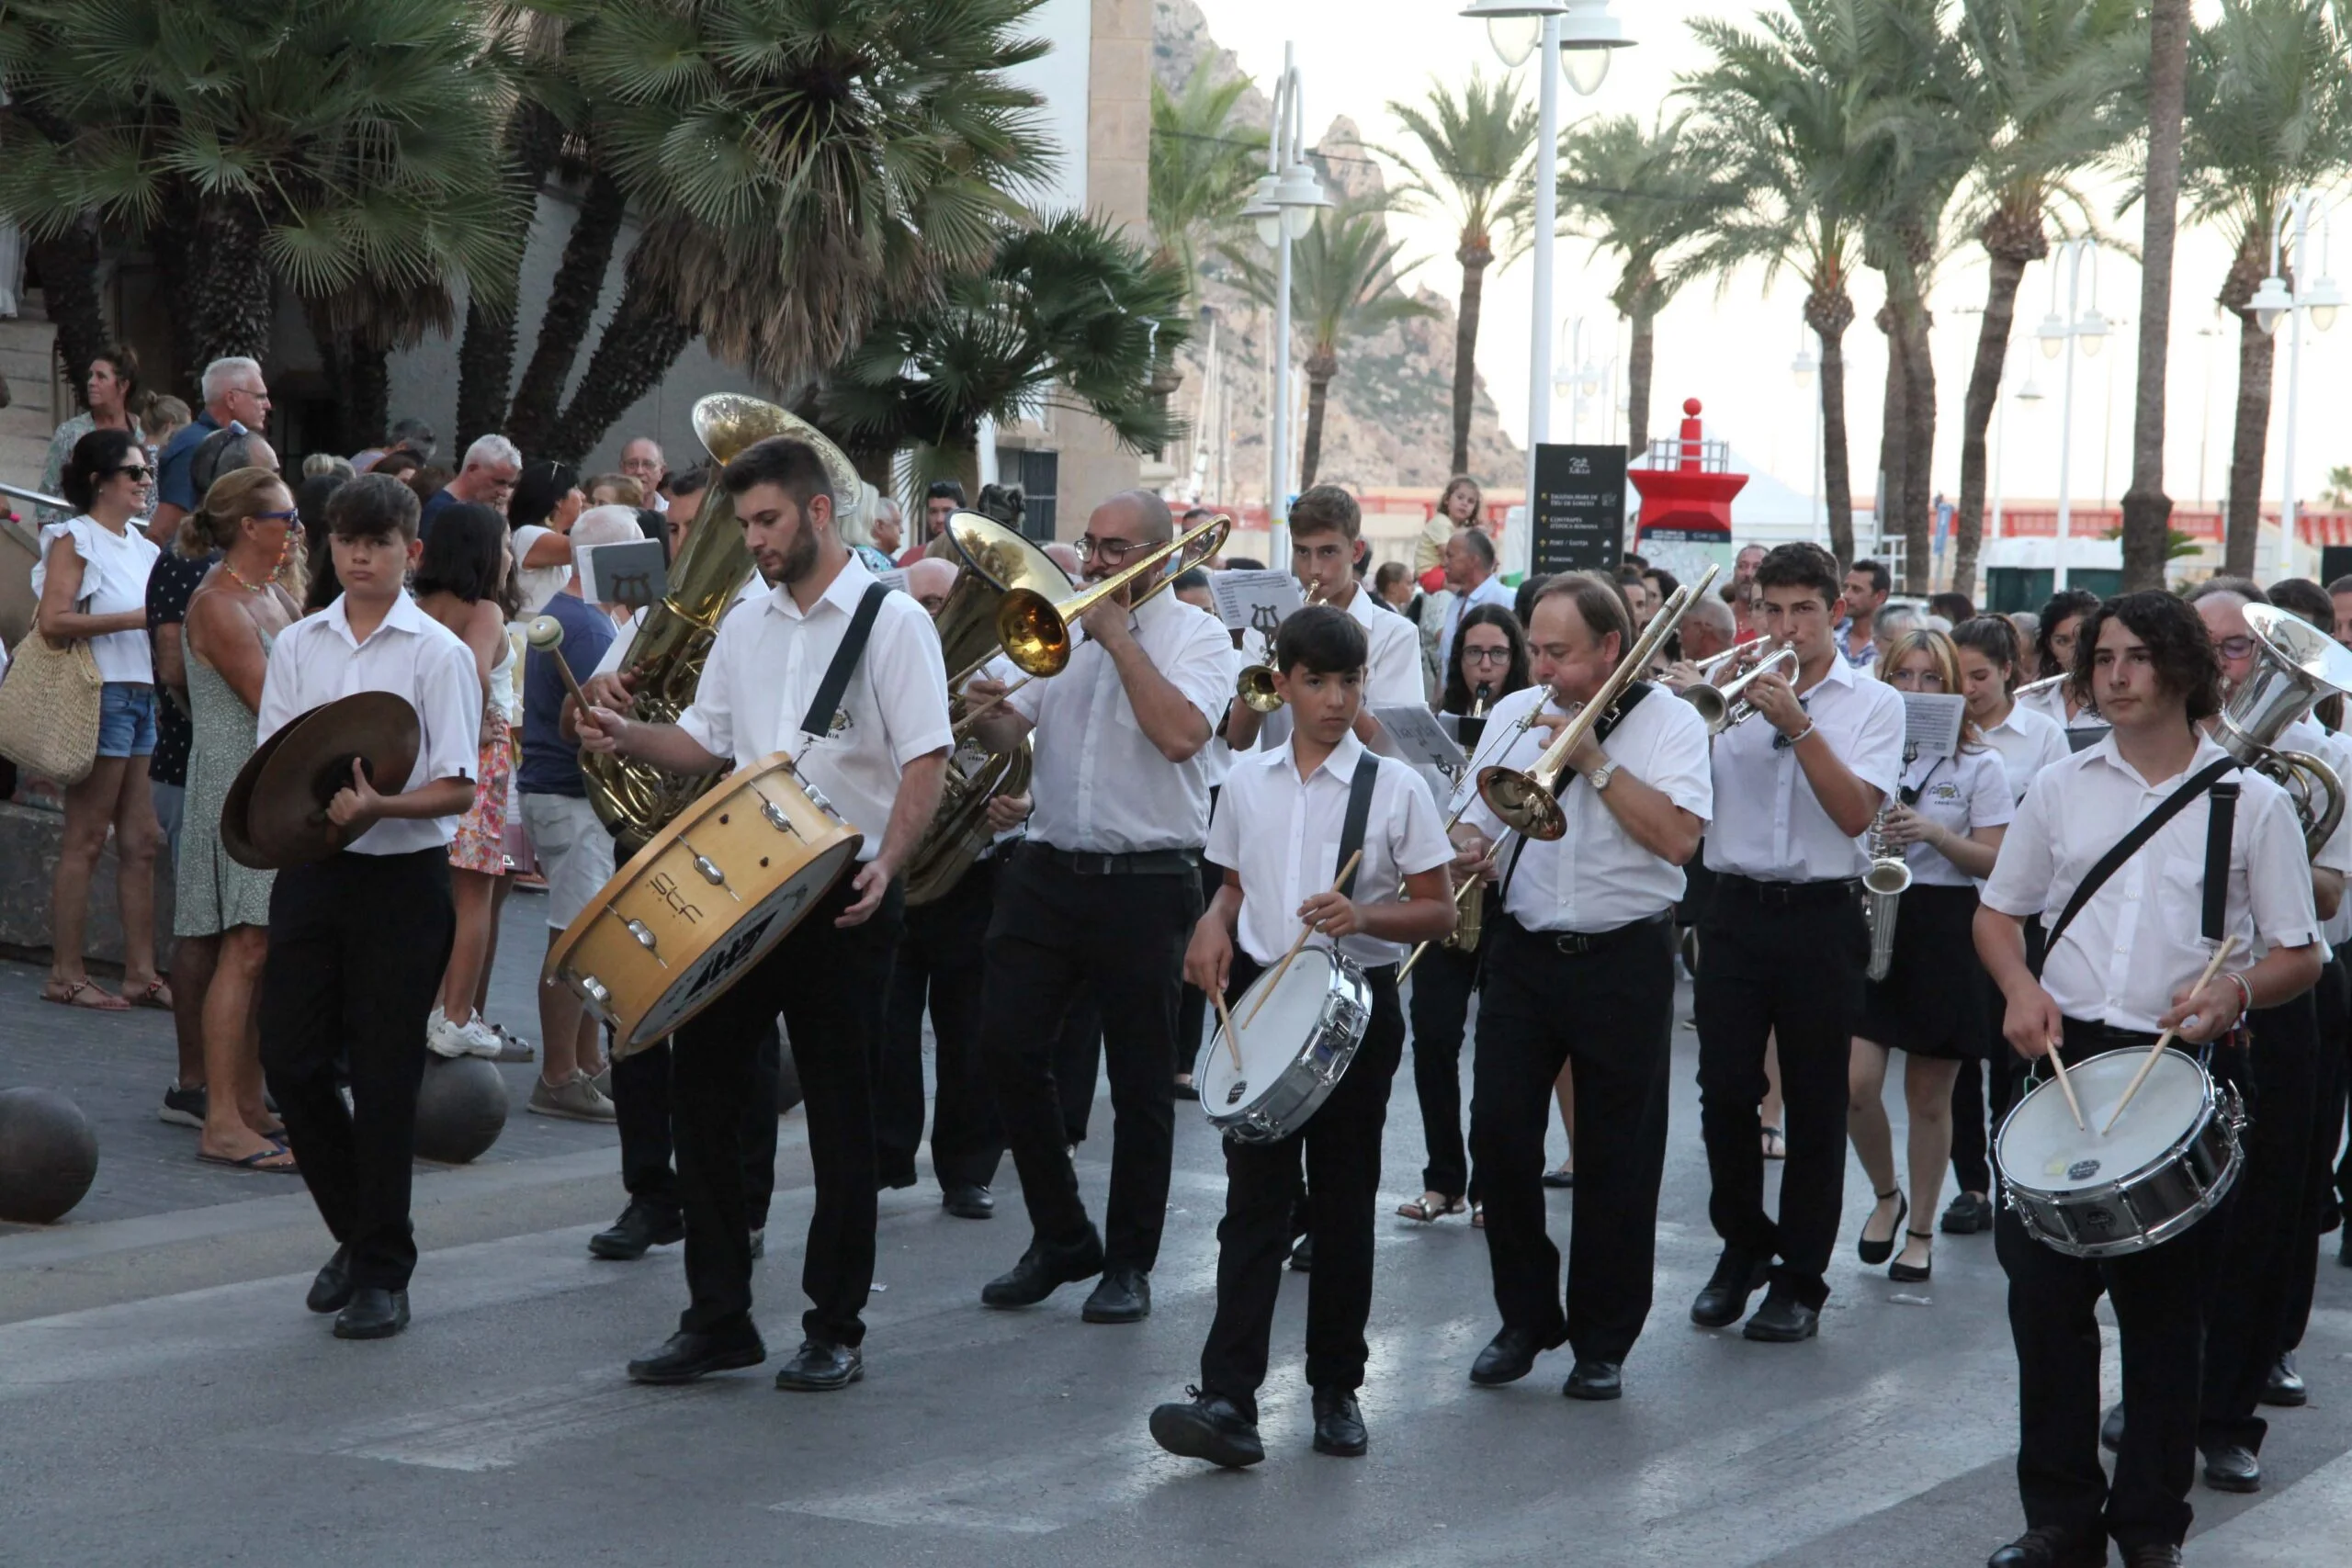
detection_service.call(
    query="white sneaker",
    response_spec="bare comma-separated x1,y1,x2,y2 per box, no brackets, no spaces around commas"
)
425,1006,471,1060
452,1013,503,1059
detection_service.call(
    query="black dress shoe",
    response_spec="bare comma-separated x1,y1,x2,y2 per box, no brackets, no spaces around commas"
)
588,1200,684,1261
1289,1232,1314,1272
2100,1401,2124,1454
1985,1524,2108,1568
980,1234,1105,1308
1941,1191,1995,1235
1312,1388,1367,1456
879,1164,920,1191
306,1245,354,1314
942,1183,994,1220
2120,1547,2183,1568
1081,1265,1151,1324
774,1339,864,1392
626,1325,767,1384
2200,1441,2261,1493
1742,1290,1820,1343
1690,1253,1771,1328
333,1287,410,1340
1469,1326,1546,1386
1149,1389,1264,1468
2259,1352,2308,1407
1563,1359,1623,1401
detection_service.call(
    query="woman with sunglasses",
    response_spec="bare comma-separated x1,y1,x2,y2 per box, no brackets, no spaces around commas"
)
1398,604,1531,1226
175,468,306,1169
30,428,166,1010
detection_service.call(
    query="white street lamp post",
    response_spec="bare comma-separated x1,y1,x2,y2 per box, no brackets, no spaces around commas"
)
1239,42,1330,562
2036,238,2108,591
2249,189,2341,578
1790,321,1819,544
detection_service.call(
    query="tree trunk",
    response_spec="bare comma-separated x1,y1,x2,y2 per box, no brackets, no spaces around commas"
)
1623,310,1657,460
2222,313,2275,576
1300,353,1336,488
1874,299,1907,568
1449,239,1489,478
455,100,566,450
548,239,696,466
1820,322,1855,568
506,170,628,457
1892,277,1938,596
157,192,277,391
1953,210,2044,604
2120,0,2192,590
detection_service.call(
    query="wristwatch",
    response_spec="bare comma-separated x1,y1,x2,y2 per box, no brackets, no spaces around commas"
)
1584,759,1619,793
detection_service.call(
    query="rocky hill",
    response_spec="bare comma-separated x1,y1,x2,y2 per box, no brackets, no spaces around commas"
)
1154,0,1524,502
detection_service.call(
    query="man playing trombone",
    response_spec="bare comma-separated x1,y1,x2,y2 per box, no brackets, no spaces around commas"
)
1447,574,1713,1402
1689,543,1905,1344
960,491,1233,1325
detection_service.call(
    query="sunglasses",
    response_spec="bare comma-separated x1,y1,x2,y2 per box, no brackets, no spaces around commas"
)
253,508,300,524
113,464,153,482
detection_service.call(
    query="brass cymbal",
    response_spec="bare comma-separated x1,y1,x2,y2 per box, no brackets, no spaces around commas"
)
224,692,423,870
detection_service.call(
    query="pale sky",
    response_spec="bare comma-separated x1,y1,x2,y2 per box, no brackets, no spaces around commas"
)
1192,0,2347,513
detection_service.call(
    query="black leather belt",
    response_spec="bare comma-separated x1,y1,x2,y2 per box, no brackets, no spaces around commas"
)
1508,910,1669,956
1031,844,1201,876
1714,874,1861,907
2059,1017,2161,1049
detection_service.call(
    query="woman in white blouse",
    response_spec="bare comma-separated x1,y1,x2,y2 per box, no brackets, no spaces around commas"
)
28,428,168,1010
1848,628,2013,1284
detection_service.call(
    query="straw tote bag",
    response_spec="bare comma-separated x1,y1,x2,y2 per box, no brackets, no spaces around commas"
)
0,627,103,784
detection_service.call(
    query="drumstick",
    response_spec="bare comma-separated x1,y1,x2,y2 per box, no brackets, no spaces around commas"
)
2099,936,2239,1135
2043,1038,2087,1133
1246,849,1364,1027
1211,982,1244,1074
526,615,590,712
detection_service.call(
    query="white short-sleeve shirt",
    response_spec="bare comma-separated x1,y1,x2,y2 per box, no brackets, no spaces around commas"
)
1979,702,2073,803
1206,730,1454,968
1458,682,1715,931
1252,581,1424,753
1892,744,2013,887
675,555,952,863
1012,587,1234,853
31,515,160,684
1702,654,1907,882
1981,732,2317,1032
256,592,483,855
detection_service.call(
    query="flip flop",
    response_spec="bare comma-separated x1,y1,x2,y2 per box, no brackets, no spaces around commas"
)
126,977,175,1010
1761,1125,1787,1161
198,1145,300,1173
42,977,129,1011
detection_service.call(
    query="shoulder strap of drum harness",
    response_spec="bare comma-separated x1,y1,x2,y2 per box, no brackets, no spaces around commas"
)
2035,754,2243,1047
1491,682,1655,912
1332,749,1381,898
798,582,892,743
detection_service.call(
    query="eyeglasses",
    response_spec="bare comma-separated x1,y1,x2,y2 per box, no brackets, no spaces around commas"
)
1075,536,1142,564
253,508,300,524
2214,635,2256,661
231,385,271,403
1463,647,1511,665
112,464,153,482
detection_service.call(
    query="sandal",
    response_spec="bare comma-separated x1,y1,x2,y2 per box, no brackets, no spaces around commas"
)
198,1142,300,1173
42,977,128,1011
1396,1192,1466,1224
1543,1164,1576,1190
126,977,174,1010
1470,1202,1486,1230
1760,1125,1786,1160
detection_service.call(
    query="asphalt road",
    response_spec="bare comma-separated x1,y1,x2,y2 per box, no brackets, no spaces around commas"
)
3,900,2348,1566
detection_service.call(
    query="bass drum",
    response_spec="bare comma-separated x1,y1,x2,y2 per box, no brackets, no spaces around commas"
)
1195,948,1371,1144
545,753,861,1058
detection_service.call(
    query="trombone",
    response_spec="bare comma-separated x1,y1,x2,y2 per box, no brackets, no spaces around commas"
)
992,513,1231,680
1680,645,1800,734
1477,565,1721,842
1235,581,1328,712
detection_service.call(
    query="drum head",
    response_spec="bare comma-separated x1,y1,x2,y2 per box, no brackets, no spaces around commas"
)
2000,1048,2209,1190
1198,949,1338,1115
628,837,861,1046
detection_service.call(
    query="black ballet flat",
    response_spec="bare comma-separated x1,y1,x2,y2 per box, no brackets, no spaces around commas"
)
1888,1230,1934,1283
1857,1189,1907,1266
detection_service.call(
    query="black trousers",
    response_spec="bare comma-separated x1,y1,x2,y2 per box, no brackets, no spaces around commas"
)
876,857,1004,1190
2286,956,2349,1354
2199,991,2319,1453
1692,882,1866,1309
1057,998,1104,1147
1472,915,1675,1362
1406,940,1481,1201
259,848,454,1293
1955,921,2045,1195
672,875,901,1348
611,1022,779,1227
982,847,1200,1269
1998,1021,2241,1551
1200,953,1405,1420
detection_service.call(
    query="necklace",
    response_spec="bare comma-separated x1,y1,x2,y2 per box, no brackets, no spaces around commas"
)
221,557,273,593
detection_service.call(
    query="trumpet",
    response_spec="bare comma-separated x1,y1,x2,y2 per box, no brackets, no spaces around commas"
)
1681,645,1800,734
993,513,1230,679
1478,564,1721,841
1235,581,1328,712
1690,637,1768,680
2013,671,2070,700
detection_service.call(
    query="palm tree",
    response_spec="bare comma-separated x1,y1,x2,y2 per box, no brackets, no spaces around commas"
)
1385,70,1536,477
1149,58,1266,308
1944,0,2143,600
1557,112,1732,461
2119,0,2197,589
2181,0,2352,575
815,212,1192,493
1234,194,1436,488
1682,2,1873,563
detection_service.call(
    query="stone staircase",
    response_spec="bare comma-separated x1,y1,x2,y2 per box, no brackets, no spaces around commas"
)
0,291,58,645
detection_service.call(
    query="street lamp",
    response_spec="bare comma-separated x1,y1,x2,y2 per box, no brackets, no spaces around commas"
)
1556,0,1634,95
1791,321,1821,544
1241,42,1330,558
2039,237,2104,590
2253,188,2338,576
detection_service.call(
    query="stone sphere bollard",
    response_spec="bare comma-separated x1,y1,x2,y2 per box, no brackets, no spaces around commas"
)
413,1055,508,1164
0,1087,100,1224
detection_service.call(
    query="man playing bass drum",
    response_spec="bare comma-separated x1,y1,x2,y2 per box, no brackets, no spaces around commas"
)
1447,574,1713,1401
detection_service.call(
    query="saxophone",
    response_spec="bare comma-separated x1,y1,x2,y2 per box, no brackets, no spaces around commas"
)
1861,742,1917,982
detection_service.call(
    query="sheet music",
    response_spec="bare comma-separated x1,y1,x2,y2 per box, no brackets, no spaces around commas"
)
1375,705,1467,776
1903,693,1967,758
576,540,669,613
1207,570,1304,637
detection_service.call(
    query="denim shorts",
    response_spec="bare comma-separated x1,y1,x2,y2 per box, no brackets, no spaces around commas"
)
97,682,158,759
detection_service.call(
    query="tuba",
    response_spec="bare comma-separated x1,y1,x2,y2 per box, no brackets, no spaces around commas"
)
580,394,865,856
2212,603,2352,856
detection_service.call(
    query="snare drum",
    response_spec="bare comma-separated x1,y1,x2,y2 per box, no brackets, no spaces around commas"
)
1996,1046,2245,1258
545,753,862,1059
1195,948,1372,1144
